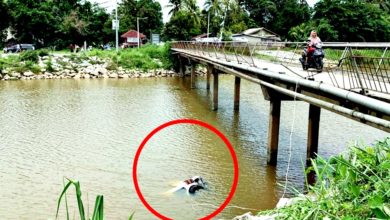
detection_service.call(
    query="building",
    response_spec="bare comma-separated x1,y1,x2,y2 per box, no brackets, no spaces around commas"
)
192,33,220,43
120,30,146,47
232,28,281,44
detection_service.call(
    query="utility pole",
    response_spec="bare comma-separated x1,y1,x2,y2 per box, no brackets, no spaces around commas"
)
207,11,210,41
137,17,140,49
137,17,148,49
115,0,119,52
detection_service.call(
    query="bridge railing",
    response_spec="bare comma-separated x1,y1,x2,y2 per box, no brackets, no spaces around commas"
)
171,41,390,97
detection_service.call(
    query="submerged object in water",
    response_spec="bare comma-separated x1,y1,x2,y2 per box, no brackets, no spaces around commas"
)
168,176,206,194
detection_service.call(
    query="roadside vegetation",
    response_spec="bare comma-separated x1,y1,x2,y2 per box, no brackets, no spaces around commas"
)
258,138,390,219
0,44,174,77
84,43,173,71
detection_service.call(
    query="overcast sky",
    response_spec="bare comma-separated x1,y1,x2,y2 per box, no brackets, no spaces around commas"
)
89,0,318,23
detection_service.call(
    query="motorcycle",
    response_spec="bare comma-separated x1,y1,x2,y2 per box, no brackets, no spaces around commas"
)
299,43,325,73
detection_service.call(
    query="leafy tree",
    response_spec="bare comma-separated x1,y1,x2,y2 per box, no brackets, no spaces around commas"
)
168,0,198,15
313,0,390,42
6,0,111,48
269,0,310,38
118,0,163,37
7,0,59,47
0,0,11,46
239,0,277,28
162,10,201,41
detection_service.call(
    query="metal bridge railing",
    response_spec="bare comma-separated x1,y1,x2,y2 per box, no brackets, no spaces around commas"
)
171,41,390,97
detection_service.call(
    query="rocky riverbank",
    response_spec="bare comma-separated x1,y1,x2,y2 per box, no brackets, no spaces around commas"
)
0,53,205,81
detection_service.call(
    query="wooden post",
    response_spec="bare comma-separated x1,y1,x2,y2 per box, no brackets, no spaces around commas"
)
213,71,219,111
234,76,241,111
191,63,196,89
307,104,321,165
206,65,212,90
267,98,281,165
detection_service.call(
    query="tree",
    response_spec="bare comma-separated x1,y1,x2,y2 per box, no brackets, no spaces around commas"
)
240,0,277,28
7,0,59,46
313,0,390,42
118,0,163,37
0,0,11,46
6,0,111,48
269,0,310,38
162,10,201,41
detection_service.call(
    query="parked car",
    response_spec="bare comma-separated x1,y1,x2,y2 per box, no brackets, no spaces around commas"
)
103,44,111,50
3,44,35,53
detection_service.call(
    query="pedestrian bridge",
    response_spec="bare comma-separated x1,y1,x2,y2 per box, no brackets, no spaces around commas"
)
171,41,390,165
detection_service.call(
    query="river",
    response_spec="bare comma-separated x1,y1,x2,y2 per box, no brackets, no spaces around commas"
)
0,76,387,219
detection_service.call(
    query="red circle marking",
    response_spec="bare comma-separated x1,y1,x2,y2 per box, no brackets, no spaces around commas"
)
132,119,239,220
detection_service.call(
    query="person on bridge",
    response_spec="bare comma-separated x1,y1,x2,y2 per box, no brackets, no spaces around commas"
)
305,31,322,65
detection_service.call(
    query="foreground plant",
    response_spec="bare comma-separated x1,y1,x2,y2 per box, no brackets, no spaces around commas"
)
56,179,103,220
56,179,135,220
258,138,390,219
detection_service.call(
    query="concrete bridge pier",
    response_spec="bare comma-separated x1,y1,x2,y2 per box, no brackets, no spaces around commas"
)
178,56,184,77
306,104,321,165
267,97,281,165
234,76,241,111
191,63,196,89
206,65,212,90
213,70,219,111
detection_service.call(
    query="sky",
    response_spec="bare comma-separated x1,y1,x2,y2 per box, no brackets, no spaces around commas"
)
89,0,318,23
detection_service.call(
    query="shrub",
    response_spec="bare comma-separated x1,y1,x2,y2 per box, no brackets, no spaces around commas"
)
258,138,390,219
20,50,39,63
46,58,54,72
37,49,50,57
30,64,41,74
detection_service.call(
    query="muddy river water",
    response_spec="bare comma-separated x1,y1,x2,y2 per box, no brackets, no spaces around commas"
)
0,76,387,219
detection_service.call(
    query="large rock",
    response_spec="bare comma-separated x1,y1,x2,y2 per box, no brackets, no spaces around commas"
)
73,74,81,79
3,74,10,80
118,74,129,79
80,61,90,67
84,74,91,79
109,73,118,78
10,72,21,78
23,71,34,77
97,67,107,75
90,69,99,76
67,72,76,77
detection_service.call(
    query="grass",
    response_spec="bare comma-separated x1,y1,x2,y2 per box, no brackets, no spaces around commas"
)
56,178,134,220
258,138,390,219
84,43,173,71
0,50,47,75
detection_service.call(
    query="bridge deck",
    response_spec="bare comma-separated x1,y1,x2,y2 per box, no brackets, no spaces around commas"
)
173,48,390,101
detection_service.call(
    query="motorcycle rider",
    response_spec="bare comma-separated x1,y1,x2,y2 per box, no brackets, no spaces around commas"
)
305,31,322,65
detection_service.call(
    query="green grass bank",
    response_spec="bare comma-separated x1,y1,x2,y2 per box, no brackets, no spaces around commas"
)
257,138,390,219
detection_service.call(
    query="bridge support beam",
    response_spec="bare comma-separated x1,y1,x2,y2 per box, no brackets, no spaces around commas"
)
191,63,196,89
213,71,219,111
206,65,212,90
234,76,241,111
178,57,184,77
307,104,321,165
267,98,281,165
